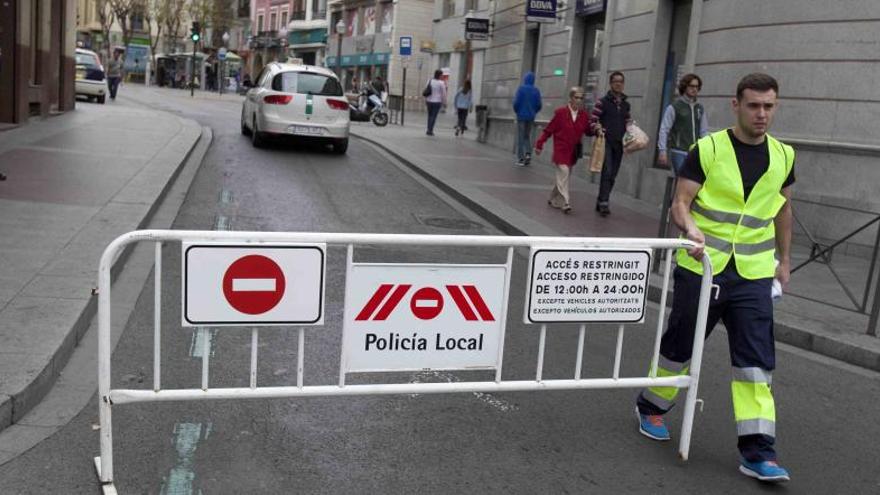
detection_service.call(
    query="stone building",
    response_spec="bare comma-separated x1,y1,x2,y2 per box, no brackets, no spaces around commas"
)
480,0,880,251
0,0,77,125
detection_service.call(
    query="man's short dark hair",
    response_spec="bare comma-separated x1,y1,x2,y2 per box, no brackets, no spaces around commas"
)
678,73,702,95
609,71,625,83
736,73,778,100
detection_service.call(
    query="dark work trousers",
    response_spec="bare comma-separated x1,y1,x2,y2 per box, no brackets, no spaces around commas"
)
107,77,121,99
426,102,442,134
598,139,624,205
636,260,777,462
456,108,468,130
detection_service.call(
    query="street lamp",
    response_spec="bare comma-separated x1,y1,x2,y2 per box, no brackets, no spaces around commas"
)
220,31,230,95
335,19,345,82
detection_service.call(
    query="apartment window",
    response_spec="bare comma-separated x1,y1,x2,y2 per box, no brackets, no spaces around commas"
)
312,0,327,19
270,11,278,31
443,0,455,18
292,0,306,20
257,14,264,33
131,13,144,31
281,10,288,29
379,2,393,33
465,0,477,13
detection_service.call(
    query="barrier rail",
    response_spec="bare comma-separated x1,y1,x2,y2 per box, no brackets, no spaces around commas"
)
94,230,712,488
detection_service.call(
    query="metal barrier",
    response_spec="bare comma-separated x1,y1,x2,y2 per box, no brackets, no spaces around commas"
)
387,94,403,125
94,230,712,488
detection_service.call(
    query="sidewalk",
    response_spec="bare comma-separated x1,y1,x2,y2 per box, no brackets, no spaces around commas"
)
0,100,204,433
350,111,880,372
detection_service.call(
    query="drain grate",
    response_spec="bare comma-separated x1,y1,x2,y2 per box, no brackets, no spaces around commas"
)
413,214,485,230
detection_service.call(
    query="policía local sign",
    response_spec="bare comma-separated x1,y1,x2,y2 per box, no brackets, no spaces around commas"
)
525,249,651,323
526,0,557,23
342,264,508,372
183,244,325,326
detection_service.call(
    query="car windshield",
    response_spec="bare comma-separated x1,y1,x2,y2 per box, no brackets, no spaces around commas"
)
76,53,99,67
272,72,342,96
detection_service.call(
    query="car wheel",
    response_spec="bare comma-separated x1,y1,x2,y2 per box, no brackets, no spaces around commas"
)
97,95,106,104
240,108,251,136
251,116,265,148
371,112,389,127
332,138,349,154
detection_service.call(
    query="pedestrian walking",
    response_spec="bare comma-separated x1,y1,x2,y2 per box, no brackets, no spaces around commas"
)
590,71,632,216
634,73,795,483
512,72,542,166
106,50,124,100
453,80,473,137
424,69,447,136
658,73,709,174
534,87,595,214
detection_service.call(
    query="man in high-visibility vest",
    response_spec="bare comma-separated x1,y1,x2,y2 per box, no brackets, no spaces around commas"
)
635,73,795,483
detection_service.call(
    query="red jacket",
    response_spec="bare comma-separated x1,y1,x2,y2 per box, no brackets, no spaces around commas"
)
536,106,595,166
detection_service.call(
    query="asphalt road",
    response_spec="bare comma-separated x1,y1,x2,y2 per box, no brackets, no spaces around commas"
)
1,86,879,494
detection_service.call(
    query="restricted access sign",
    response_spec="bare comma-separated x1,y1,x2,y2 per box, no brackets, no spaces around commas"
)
183,243,325,326
525,249,651,324
342,264,508,372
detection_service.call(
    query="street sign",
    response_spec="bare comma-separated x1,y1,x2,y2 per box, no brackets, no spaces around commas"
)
464,18,490,41
218,47,227,60
525,249,651,324
343,264,508,372
399,36,412,56
526,0,558,23
183,243,325,326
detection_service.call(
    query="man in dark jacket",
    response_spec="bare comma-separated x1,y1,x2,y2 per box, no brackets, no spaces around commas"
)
591,71,632,216
513,72,542,166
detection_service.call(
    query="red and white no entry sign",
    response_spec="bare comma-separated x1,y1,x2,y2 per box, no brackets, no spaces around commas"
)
183,244,325,327
410,287,444,320
222,254,286,315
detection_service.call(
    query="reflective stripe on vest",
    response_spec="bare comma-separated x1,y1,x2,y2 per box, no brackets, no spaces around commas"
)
677,130,794,279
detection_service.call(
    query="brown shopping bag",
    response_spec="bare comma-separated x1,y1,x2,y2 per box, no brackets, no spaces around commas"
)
589,134,605,173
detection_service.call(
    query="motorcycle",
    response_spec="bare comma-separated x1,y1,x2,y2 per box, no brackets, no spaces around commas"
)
349,88,389,127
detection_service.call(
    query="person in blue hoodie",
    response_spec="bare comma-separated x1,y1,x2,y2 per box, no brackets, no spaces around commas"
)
512,72,542,166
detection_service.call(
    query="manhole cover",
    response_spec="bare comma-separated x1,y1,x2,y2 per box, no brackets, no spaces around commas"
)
414,214,484,230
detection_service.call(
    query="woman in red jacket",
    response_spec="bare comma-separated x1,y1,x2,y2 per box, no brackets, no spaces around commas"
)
535,87,599,213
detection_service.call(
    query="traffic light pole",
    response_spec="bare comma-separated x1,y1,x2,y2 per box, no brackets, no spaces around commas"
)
191,41,196,97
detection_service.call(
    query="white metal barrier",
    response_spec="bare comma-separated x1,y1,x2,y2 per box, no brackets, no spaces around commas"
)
94,230,712,487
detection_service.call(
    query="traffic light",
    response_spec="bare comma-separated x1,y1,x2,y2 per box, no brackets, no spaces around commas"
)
190,21,201,43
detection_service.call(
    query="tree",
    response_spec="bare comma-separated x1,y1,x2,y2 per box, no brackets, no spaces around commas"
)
210,1,236,48
96,0,116,62
108,0,147,54
157,0,187,54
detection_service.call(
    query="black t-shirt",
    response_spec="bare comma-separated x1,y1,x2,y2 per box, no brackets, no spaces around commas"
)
680,129,795,200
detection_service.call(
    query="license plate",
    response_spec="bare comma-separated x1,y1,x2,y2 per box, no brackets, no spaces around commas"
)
288,125,324,136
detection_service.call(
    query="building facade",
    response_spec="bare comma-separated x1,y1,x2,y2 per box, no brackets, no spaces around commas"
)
429,0,491,113
326,0,433,105
480,0,880,251
0,0,77,125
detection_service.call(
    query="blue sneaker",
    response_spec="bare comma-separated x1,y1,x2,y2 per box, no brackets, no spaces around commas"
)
739,459,790,482
635,406,670,441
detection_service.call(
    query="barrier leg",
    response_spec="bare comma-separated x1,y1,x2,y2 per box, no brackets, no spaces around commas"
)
678,258,713,461
96,251,114,483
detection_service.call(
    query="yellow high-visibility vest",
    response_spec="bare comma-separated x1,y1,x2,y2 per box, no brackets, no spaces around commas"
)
677,129,794,279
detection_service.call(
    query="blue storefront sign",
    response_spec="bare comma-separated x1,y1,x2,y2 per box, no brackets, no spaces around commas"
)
325,53,391,68
526,0,557,23
576,0,605,16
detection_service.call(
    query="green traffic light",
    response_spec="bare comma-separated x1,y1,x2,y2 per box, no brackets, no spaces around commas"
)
191,33,200,42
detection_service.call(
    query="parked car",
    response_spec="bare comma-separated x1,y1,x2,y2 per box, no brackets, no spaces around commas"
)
75,48,107,104
240,62,350,154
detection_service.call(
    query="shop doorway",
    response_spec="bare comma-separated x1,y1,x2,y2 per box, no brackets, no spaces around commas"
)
0,0,16,122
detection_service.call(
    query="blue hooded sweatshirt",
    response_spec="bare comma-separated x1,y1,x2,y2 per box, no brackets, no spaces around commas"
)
513,72,542,121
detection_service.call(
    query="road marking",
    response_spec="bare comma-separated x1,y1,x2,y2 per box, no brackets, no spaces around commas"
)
214,215,229,231
231,278,276,291
219,189,233,204
409,370,518,412
189,328,216,358
160,422,210,495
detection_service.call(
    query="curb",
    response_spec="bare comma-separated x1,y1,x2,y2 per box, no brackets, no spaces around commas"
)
0,115,206,433
352,130,880,373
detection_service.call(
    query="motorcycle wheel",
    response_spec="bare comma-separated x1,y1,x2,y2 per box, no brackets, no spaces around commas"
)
372,112,389,127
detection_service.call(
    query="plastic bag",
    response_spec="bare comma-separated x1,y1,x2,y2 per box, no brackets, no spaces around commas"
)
623,121,649,153
589,134,605,173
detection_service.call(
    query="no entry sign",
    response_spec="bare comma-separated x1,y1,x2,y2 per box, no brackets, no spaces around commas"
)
343,264,509,372
183,244,325,326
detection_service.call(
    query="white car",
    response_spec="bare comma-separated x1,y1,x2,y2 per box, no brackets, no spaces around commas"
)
241,62,350,153
75,48,107,104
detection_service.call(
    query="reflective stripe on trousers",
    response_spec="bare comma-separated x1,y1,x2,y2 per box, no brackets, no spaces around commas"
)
732,366,776,437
